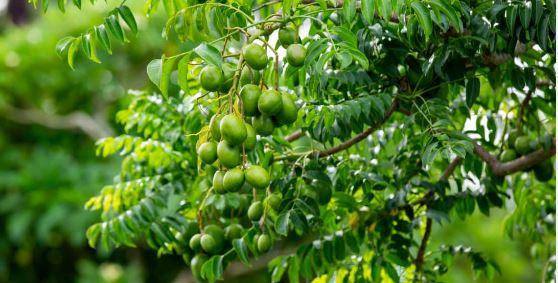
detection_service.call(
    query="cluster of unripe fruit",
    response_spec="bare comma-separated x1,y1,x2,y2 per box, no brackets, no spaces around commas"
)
500,129,553,182
188,26,306,279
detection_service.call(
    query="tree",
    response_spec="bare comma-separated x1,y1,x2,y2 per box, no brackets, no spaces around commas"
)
48,0,555,281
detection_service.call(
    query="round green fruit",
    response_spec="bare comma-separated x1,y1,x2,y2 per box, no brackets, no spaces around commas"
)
191,254,208,281
514,136,532,155
204,224,225,243
244,124,257,150
245,165,270,189
224,224,243,240
220,62,236,92
199,65,224,92
286,44,306,67
212,171,226,194
243,43,268,70
220,114,247,146
500,149,517,162
217,141,241,168
189,233,202,251
265,193,282,210
275,94,298,125
247,201,263,221
210,114,223,140
201,234,221,254
197,141,217,164
507,129,519,148
278,27,298,47
239,66,260,85
223,167,245,192
258,90,283,115
240,84,261,117
257,234,272,253
533,160,553,182
252,115,274,136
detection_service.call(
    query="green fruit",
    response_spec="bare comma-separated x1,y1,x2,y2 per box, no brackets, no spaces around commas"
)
239,66,260,85
201,234,221,254
275,94,298,125
252,115,274,136
189,233,202,251
514,136,532,155
217,141,241,168
220,114,247,146
533,160,554,182
223,167,245,192
286,44,306,67
203,225,225,246
224,224,243,240
500,149,517,162
245,165,270,189
197,141,217,164
213,171,227,194
257,234,272,253
200,65,224,92
191,254,208,281
240,84,261,116
265,193,282,210
258,90,283,115
221,62,236,92
278,27,298,47
243,43,268,70
247,201,263,221
210,114,223,140
244,124,257,150
507,129,519,148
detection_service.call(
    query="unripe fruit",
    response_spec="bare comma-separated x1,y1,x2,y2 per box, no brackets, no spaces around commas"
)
244,124,257,150
245,165,270,189
200,65,224,92
275,94,298,125
257,234,272,253
213,171,227,194
258,90,283,115
252,115,274,136
507,129,519,148
278,27,298,47
243,43,268,70
223,167,245,192
201,234,220,254
533,160,553,182
286,44,306,67
240,84,261,116
221,62,236,92
500,149,517,162
197,141,217,164
189,233,202,251
514,136,532,155
220,114,247,146
217,141,241,168
203,225,225,250
191,254,208,281
247,201,263,221
265,193,282,210
224,224,243,240
210,114,223,140
239,66,260,85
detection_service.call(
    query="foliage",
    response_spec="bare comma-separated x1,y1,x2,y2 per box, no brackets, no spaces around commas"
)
44,0,556,282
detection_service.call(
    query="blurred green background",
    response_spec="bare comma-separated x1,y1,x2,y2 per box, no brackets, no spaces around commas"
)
0,1,551,282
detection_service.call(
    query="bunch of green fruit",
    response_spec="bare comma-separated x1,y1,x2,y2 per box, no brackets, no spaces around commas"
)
503,129,554,182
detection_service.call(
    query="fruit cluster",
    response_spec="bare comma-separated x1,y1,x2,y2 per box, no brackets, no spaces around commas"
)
501,129,554,182
188,27,305,279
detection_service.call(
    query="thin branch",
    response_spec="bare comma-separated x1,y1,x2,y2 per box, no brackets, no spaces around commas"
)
1,105,114,140
285,130,303,142
414,218,432,275
473,141,556,176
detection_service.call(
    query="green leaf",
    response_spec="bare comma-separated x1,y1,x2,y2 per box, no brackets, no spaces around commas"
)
42,0,49,13
68,37,81,69
194,43,222,67
429,0,462,32
537,15,549,50
147,59,163,88
361,0,375,24
85,223,100,248
233,238,250,265
377,0,392,21
275,211,290,236
410,1,433,41
160,55,178,98
56,36,74,58
95,25,112,54
118,5,138,34
505,6,517,33
201,255,224,282
519,1,532,29
342,0,356,22
57,0,65,12
105,14,125,42
533,0,543,24
177,53,191,94
466,77,480,107
72,0,81,9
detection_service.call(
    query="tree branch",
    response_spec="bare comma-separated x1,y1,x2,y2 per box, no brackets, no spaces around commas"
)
473,141,555,176
1,105,114,140
285,130,303,142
